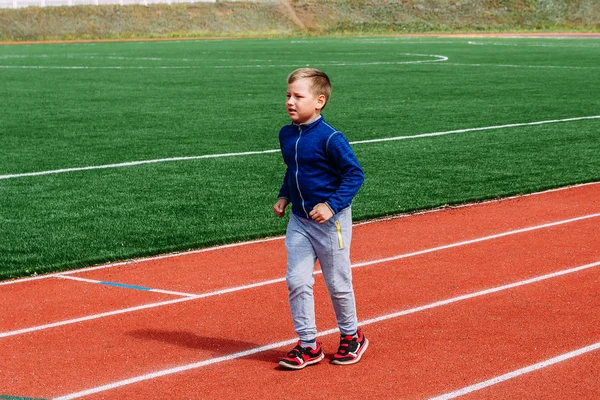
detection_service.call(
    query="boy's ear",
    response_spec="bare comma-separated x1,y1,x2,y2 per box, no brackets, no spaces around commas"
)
316,94,326,110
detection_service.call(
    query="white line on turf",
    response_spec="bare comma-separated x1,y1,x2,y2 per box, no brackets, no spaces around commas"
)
429,341,600,399
0,149,281,179
349,115,600,144
442,62,598,70
52,259,600,400
1,182,598,287
1,212,598,339
0,53,447,70
1,115,598,180
467,40,600,48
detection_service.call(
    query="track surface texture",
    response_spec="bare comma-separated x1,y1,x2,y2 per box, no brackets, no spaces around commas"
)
1,183,599,399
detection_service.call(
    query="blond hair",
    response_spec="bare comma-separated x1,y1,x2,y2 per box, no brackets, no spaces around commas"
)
287,68,332,108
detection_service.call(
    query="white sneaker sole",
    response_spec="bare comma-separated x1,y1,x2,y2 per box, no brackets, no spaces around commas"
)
330,337,369,365
279,352,325,370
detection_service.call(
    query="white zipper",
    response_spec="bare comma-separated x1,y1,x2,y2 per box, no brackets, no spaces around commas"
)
294,127,309,218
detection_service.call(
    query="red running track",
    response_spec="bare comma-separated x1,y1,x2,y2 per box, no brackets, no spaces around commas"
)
0,183,599,399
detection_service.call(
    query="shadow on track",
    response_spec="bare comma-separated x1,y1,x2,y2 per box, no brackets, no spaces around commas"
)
127,329,282,364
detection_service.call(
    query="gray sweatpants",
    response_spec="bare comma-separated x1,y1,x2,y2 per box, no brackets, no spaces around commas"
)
285,206,358,343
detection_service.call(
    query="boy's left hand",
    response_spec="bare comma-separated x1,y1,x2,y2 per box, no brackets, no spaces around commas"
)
310,203,333,224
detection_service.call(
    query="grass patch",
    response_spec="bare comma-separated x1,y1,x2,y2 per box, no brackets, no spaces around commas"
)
0,36,599,279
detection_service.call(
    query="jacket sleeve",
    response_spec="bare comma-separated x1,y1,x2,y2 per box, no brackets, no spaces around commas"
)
278,167,291,200
277,127,291,201
325,133,364,214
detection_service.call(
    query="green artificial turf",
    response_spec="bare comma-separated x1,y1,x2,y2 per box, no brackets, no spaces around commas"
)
1,36,599,279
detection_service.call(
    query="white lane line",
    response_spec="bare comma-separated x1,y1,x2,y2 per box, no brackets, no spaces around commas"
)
52,259,600,400
352,213,600,268
0,236,284,287
0,296,195,339
360,260,600,324
1,212,599,339
0,276,287,339
355,182,600,226
429,341,600,400
3,182,598,287
1,115,598,180
55,275,197,298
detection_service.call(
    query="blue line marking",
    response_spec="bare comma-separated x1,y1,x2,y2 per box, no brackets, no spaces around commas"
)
99,281,152,291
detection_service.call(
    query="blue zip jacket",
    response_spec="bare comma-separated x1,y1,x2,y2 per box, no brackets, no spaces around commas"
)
278,116,364,219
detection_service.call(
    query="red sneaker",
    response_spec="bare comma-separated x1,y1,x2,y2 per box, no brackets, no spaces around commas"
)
279,341,324,370
331,329,369,365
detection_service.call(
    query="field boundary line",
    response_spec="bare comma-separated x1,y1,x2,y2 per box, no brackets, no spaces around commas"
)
1,182,598,287
0,149,281,180
429,341,600,399
52,259,600,400
2,211,599,339
1,115,598,180
349,115,600,145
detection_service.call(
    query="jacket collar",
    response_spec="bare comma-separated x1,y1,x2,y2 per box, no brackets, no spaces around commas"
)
292,115,323,132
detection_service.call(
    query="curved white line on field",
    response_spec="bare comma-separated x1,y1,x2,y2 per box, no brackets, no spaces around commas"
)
0,53,448,69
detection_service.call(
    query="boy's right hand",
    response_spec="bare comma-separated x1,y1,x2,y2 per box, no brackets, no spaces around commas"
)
273,198,289,218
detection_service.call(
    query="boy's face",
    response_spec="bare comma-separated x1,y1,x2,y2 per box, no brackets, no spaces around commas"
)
286,78,326,124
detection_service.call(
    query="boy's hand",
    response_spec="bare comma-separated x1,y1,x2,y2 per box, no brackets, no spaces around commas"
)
273,198,289,218
310,203,333,224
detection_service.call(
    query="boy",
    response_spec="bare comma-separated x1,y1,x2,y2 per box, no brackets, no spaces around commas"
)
273,68,368,370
